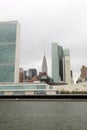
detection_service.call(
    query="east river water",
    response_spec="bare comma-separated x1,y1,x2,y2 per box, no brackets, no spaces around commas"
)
0,101,87,130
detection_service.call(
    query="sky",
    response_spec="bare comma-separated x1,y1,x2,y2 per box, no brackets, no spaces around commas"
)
0,0,87,82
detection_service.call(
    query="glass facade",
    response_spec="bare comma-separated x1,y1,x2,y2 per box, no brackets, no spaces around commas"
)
0,83,47,95
52,43,62,82
0,21,18,83
63,49,70,56
34,90,46,95
13,91,25,95
52,43,70,83
0,84,46,90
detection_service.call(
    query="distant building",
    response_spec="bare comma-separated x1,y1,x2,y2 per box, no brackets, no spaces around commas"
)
52,43,71,84
52,43,62,82
71,71,74,84
42,53,47,74
19,68,23,82
29,69,37,79
76,65,87,83
23,71,27,81
0,21,20,83
23,70,30,82
63,49,71,84
38,72,53,85
81,65,87,79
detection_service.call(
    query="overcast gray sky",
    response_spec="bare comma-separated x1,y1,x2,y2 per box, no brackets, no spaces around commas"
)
0,0,87,82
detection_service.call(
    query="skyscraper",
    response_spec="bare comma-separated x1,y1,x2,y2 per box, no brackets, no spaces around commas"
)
29,69,37,79
52,43,63,82
42,54,47,74
63,49,71,84
0,21,20,83
52,43,71,84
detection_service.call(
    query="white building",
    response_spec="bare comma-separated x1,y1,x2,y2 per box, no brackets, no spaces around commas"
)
63,49,71,84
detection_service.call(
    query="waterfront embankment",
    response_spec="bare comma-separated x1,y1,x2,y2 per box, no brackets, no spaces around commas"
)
0,94,87,101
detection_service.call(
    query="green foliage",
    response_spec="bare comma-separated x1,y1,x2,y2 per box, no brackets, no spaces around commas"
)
71,91,87,94
59,90,87,94
60,90,70,94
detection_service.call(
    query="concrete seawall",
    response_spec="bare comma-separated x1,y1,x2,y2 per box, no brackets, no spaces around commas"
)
0,94,87,101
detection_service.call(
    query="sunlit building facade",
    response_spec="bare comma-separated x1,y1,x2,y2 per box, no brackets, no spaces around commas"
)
0,21,20,83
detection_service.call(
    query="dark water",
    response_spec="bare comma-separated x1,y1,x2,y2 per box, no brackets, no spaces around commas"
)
0,101,87,130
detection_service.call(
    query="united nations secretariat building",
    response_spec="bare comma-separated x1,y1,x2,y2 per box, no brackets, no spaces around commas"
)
0,21,51,96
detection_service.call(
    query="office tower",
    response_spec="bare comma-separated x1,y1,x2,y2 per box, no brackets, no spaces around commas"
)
29,69,37,79
42,54,47,74
52,43,63,82
0,21,20,83
52,43,71,84
63,49,71,84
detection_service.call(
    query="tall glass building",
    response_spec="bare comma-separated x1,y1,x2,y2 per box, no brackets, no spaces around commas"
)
0,21,20,83
52,43,71,84
52,43,63,82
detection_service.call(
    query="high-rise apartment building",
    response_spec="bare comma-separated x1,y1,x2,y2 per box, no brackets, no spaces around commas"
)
42,54,47,74
52,43,71,84
0,21,20,83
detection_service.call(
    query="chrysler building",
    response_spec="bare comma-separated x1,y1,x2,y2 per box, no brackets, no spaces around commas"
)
42,54,47,74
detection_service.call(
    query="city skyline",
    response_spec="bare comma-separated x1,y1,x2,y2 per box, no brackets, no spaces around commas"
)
0,0,87,82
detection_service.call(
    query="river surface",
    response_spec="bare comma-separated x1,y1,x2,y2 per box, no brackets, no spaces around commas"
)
0,101,87,130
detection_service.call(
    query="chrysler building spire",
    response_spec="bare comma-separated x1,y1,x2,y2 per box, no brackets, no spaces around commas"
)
42,53,47,74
